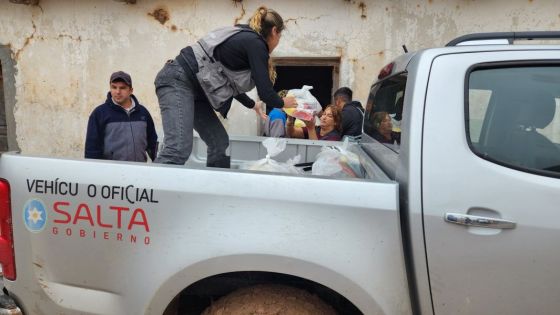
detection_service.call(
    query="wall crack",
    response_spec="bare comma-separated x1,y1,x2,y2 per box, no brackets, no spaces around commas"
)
233,1,246,25
14,20,37,60
57,34,83,42
285,14,328,25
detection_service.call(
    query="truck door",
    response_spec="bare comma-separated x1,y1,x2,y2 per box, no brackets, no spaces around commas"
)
422,51,560,314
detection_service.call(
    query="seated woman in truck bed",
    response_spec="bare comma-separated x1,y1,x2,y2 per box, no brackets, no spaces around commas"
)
286,105,342,141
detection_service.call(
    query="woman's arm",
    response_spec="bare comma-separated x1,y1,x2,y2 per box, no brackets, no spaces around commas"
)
245,40,297,110
234,93,256,109
286,116,306,138
304,118,318,140
245,40,283,107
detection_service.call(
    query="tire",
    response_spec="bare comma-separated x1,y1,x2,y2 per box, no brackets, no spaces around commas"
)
201,284,337,315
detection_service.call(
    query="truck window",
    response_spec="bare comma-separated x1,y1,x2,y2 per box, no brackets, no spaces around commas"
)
364,74,406,146
468,65,560,175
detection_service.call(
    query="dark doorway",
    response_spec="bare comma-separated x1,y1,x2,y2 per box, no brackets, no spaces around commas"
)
272,57,340,114
274,66,333,108
0,63,7,151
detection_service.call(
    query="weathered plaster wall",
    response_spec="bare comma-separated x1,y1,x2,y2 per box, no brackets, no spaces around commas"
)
1,0,559,157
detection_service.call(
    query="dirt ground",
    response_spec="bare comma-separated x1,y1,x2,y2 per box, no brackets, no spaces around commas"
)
201,284,338,315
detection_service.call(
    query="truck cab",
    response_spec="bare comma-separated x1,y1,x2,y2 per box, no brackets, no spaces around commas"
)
363,31,560,315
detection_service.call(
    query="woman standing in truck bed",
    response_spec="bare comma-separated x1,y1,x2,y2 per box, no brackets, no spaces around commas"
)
153,6,297,168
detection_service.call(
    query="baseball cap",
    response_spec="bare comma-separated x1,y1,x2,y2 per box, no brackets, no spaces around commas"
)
110,71,132,87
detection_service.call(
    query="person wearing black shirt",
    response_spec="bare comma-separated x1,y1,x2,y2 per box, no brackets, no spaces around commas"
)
334,87,365,137
154,6,297,167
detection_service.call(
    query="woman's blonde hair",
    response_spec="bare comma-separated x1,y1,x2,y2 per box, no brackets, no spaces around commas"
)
249,6,285,84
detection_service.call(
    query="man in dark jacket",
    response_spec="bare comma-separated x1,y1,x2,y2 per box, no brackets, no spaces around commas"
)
85,71,158,162
333,87,364,137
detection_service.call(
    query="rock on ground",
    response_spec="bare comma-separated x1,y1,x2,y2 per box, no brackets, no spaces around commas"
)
202,284,337,315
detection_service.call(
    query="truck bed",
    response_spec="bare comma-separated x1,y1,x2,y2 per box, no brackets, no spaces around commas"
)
186,134,390,182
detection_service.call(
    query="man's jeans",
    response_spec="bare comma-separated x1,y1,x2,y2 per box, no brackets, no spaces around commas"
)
153,59,230,168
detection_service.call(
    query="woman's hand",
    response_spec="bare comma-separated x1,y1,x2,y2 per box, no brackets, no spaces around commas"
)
304,115,316,128
286,115,295,127
282,96,298,108
285,116,296,138
305,116,318,140
253,101,268,120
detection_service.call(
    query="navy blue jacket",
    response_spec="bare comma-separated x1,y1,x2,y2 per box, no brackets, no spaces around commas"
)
85,93,158,162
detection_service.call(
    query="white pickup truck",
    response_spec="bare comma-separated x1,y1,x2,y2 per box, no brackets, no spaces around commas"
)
1,31,560,315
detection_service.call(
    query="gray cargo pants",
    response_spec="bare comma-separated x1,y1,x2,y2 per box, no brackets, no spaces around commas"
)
153,59,230,168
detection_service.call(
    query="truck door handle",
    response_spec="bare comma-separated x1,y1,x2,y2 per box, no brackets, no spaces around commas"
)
444,213,516,229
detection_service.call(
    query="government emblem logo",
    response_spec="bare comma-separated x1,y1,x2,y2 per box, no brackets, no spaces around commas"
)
23,199,47,233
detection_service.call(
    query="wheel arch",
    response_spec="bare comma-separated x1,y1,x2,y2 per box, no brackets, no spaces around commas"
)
146,254,384,314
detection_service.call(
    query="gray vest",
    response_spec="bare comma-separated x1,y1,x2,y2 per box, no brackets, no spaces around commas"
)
192,26,256,110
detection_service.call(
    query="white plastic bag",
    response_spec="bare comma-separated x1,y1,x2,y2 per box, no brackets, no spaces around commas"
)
285,85,322,121
240,138,301,174
312,138,365,178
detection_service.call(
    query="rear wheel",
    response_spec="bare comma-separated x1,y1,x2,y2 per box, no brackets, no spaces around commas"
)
201,284,337,315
